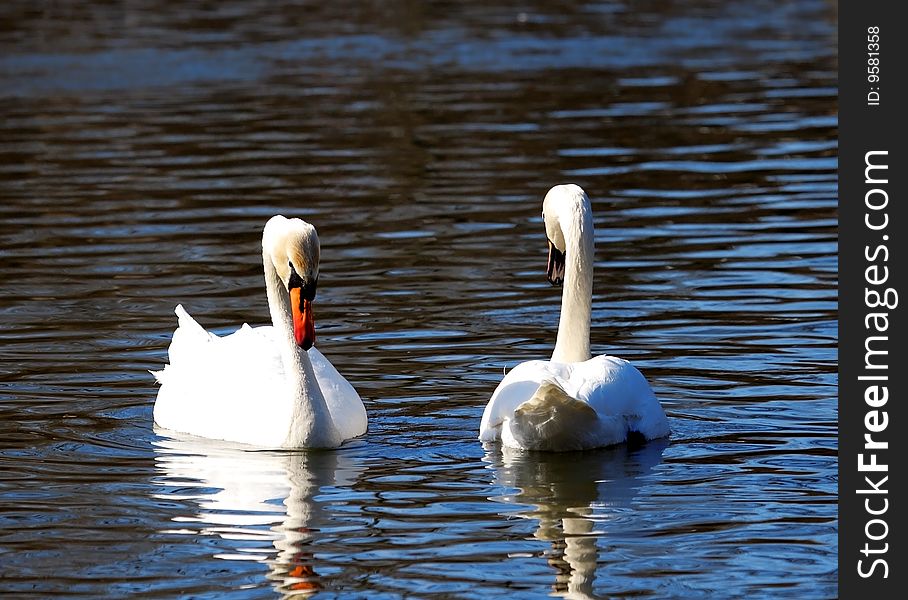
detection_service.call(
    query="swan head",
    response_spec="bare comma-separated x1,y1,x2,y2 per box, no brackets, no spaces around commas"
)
263,215,320,350
542,184,589,286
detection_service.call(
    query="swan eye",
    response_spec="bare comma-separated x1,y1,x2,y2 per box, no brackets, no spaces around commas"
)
287,261,317,300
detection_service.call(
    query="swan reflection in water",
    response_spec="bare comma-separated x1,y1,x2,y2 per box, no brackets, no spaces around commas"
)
153,431,362,597
484,439,668,599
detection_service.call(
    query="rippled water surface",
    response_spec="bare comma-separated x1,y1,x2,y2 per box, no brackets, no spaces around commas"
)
1,1,837,597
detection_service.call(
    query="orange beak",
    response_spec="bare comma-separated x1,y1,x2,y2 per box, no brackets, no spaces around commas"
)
290,287,316,350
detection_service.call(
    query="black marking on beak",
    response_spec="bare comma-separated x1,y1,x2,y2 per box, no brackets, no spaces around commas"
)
288,262,318,301
546,240,566,286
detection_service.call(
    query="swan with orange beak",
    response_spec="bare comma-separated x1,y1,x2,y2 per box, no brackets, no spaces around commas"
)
153,215,366,449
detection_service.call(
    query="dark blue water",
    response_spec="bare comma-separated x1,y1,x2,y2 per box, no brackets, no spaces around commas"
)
0,1,837,597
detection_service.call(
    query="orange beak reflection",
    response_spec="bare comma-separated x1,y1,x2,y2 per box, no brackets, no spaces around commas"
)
290,287,316,350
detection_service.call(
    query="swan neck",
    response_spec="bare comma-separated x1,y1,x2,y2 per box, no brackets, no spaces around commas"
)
552,207,593,363
263,251,341,447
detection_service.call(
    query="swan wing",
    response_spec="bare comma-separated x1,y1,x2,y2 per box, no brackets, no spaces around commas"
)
153,306,291,447
572,356,670,441
479,356,669,450
479,360,567,442
308,346,367,441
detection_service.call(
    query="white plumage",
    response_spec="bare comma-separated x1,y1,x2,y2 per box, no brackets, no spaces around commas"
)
480,356,668,451
479,185,669,451
152,216,367,449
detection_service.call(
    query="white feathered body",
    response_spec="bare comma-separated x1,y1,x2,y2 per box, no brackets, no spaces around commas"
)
480,185,670,451
153,305,366,448
479,355,669,452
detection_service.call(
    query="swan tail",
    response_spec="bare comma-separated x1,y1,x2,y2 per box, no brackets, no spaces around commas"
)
174,304,208,336
149,368,165,384
505,380,601,451
173,303,218,345
157,305,217,378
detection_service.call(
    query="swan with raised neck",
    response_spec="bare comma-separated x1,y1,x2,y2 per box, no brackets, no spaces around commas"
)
478,184,669,451
543,184,595,363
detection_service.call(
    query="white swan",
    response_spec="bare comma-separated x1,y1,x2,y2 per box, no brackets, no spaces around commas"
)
153,215,367,449
479,184,669,451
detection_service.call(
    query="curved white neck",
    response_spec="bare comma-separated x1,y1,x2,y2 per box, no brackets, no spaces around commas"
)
551,205,594,364
263,253,341,448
